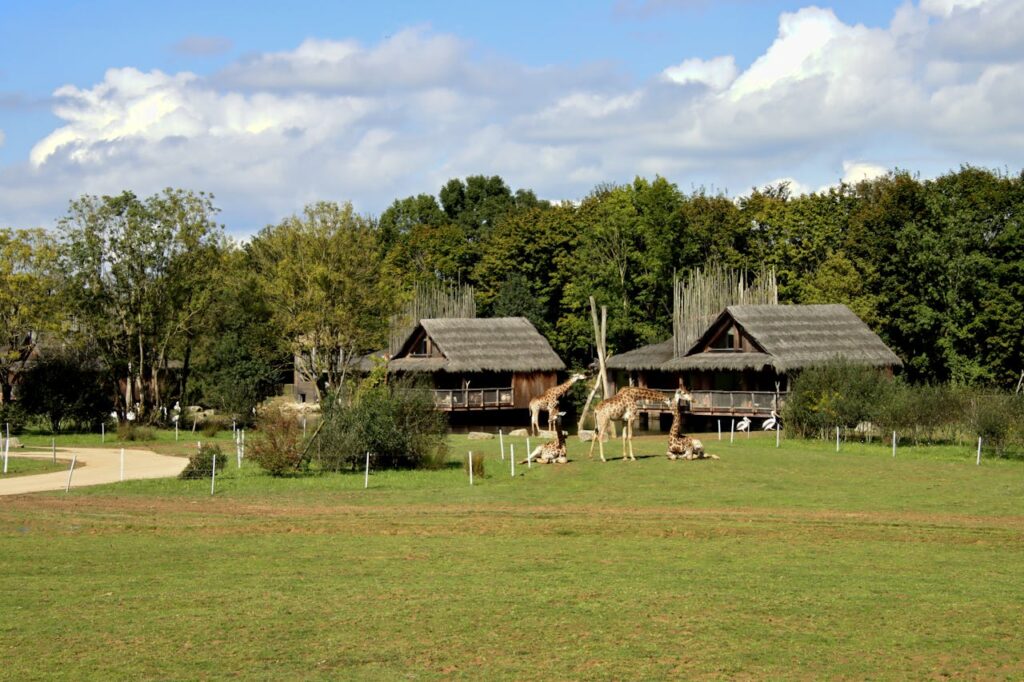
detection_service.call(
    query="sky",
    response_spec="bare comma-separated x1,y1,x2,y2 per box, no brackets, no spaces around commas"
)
1,0,1022,235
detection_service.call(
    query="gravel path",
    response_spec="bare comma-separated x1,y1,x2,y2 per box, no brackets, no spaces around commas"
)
0,447,187,496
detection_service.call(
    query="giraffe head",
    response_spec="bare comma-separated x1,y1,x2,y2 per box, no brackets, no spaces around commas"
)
570,372,587,384
673,387,693,407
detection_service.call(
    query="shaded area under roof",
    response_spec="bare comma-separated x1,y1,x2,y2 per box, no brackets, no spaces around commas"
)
390,317,565,373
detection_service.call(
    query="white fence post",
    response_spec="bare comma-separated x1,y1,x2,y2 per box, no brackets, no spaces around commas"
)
836,426,840,453
717,419,721,441
892,431,897,458
499,429,505,461
775,420,780,448
65,453,78,492
468,451,474,486
730,419,735,444
3,422,8,474
976,437,982,466
51,437,56,464
364,451,370,489
101,422,105,444
175,421,179,441
210,450,216,495
510,444,515,477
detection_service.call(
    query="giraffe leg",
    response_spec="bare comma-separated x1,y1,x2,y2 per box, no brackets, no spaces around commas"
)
628,420,636,461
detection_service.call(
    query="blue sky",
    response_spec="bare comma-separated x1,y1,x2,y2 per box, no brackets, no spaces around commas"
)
1,0,1021,233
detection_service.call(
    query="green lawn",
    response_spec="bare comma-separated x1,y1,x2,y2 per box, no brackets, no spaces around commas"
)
0,455,66,478
1,432,1021,680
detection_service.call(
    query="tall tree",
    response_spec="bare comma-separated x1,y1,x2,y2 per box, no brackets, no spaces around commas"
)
249,201,394,400
58,189,222,419
0,228,59,404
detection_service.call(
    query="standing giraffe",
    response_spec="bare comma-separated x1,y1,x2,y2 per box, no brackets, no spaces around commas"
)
529,373,587,435
667,388,717,460
587,387,674,462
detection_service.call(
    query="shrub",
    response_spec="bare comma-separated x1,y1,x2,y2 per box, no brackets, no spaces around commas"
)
17,349,111,432
249,407,306,476
0,402,28,435
179,443,227,479
464,451,485,478
783,360,892,438
202,420,222,438
964,390,1023,457
318,376,448,471
117,423,156,441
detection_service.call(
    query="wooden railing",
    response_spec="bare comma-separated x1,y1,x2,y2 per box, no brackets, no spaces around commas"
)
634,389,787,416
431,387,515,410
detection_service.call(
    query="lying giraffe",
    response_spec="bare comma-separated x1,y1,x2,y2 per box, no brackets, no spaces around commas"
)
587,387,674,462
667,388,718,461
529,412,568,464
529,373,586,435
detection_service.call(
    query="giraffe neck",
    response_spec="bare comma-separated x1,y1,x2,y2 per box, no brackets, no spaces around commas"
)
669,403,684,439
548,377,579,400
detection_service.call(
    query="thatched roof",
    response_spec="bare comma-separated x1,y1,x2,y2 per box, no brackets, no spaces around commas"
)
666,304,903,372
606,338,674,371
389,317,565,373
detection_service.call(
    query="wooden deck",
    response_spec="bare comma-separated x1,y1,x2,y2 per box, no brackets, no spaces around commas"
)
634,389,787,417
431,387,515,411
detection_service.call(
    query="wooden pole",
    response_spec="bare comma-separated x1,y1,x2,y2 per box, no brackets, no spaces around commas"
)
65,453,78,492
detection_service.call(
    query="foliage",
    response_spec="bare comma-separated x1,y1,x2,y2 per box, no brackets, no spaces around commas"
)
963,391,1024,457
318,377,448,471
178,442,226,479
783,360,893,437
0,228,59,404
248,202,393,400
116,424,156,441
0,402,28,435
57,189,223,420
17,346,112,432
192,249,287,418
249,407,307,476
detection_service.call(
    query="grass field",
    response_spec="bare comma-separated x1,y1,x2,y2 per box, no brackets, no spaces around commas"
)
0,456,67,478
1,431,1022,680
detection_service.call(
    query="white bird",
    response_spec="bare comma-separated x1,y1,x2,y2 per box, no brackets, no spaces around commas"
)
762,410,779,430
737,416,751,432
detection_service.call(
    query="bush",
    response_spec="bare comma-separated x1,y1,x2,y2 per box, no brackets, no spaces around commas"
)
249,407,306,476
783,360,893,438
877,382,964,444
179,443,227,479
117,423,156,441
464,451,485,478
17,349,111,432
964,390,1024,457
0,402,28,435
318,376,448,471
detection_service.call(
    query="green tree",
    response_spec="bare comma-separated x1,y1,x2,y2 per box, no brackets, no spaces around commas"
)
58,189,223,419
0,227,58,404
249,201,394,400
19,346,112,432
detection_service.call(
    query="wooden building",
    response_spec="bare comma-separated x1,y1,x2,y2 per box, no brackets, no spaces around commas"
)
389,317,565,411
608,304,902,419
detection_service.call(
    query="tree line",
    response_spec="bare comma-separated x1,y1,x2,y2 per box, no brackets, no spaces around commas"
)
1,166,1022,429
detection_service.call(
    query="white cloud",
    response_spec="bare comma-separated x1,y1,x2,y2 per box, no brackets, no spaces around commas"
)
3,2,1024,232
841,162,888,184
663,56,737,90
